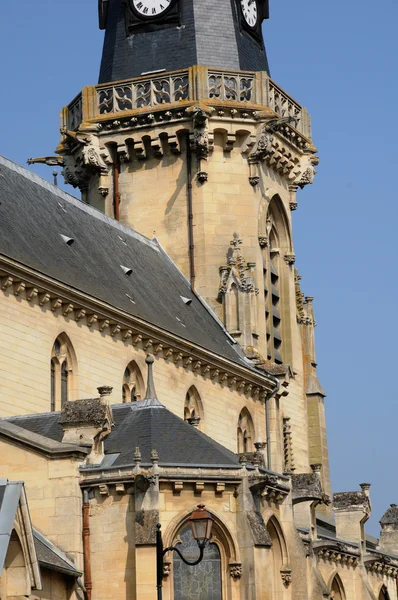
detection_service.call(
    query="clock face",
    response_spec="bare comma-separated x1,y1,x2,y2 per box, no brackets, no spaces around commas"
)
131,0,172,18
240,0,258,28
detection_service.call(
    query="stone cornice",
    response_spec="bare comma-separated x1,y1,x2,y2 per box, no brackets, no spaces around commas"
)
0,256,278,397
0,421,89,460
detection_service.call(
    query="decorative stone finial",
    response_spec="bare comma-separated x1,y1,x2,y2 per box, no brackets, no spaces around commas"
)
144,355,158,401
151,449,159,464
97,385,113,398
379,503,398,554
311,463,322,476
134,447,142,465
360,483,371,496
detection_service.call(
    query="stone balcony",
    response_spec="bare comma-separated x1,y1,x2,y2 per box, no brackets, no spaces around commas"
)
62,65,312,139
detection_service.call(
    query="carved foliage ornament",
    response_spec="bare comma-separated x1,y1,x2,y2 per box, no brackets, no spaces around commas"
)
229,562,243,580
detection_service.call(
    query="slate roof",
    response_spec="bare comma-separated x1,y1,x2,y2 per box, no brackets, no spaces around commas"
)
0,155,263,376
34,529,81,577
5,401,241,469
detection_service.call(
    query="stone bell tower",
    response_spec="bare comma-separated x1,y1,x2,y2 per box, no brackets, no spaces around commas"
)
56,0,328,493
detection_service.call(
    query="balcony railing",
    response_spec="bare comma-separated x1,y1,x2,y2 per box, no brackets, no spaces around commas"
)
65,66,311,138
97,71,190,115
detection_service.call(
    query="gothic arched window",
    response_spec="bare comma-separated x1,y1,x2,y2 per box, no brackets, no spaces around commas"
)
50,333,76,411
184,386,204,428
329,574,345,600
260,196,291,364
173,524,222,600
379,585,389,600
122,361,144,403
237,408,255,453
266,516,290,596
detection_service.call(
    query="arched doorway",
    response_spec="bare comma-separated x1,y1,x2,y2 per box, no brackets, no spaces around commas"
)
173,524,222,600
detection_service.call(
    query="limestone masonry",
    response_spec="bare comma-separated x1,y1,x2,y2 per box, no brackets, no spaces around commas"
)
0,1,394,599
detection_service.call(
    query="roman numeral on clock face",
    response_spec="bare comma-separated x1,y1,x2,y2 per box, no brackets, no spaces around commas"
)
133,0,171,18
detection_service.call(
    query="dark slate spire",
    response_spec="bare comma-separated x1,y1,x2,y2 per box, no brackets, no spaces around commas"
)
99,0,270,83
136,355,163,409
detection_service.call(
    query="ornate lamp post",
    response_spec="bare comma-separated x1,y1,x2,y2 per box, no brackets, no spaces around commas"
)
156,504,214,600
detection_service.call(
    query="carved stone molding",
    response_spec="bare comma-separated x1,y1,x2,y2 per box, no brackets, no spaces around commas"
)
197,171,208,183
217,234,256,301
280,568,292,587
162,560,172,579
229,562,243,581
283,253,296,266
0,264,277,397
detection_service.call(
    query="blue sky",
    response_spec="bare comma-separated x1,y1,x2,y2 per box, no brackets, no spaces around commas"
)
1,0,397,536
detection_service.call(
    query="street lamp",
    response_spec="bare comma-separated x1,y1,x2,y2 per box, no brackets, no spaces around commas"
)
156,504,214,600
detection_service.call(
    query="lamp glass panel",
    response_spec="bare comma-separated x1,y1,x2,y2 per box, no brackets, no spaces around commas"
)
191,519,207,540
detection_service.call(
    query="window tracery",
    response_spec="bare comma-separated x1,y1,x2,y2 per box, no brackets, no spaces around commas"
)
184,386,204,428
237,408,255,453
50,334,76,411
122,361,144,402
173,524,222,600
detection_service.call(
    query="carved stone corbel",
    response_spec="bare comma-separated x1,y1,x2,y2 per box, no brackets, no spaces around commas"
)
293,154,318,189
187,105,214,183
280,568,292,587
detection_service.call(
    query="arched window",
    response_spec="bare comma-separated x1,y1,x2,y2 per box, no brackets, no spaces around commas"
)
379,585,390,600
260,196,291,364
237,408,255,453
174,524,222,600
122,361,144,403
329,574,345,600
266,516,290,598
184,386,204,428
4,530,30,597
50,334,76,411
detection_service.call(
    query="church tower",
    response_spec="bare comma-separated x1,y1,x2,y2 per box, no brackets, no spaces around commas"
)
57,0,329,495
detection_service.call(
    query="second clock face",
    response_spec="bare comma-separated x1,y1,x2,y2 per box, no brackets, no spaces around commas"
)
240,0,258,28
132,0,172,19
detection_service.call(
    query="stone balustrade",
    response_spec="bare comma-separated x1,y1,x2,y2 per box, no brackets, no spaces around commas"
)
64,66,311,138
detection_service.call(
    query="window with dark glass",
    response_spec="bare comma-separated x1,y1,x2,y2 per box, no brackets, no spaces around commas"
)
262,218,283,364
122,362,143,403
174,525,222,600
50,334,75,411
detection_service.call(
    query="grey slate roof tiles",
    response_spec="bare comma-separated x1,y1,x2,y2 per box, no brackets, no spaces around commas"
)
0,155,257,374
5,402,241,469
34,529,81,577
